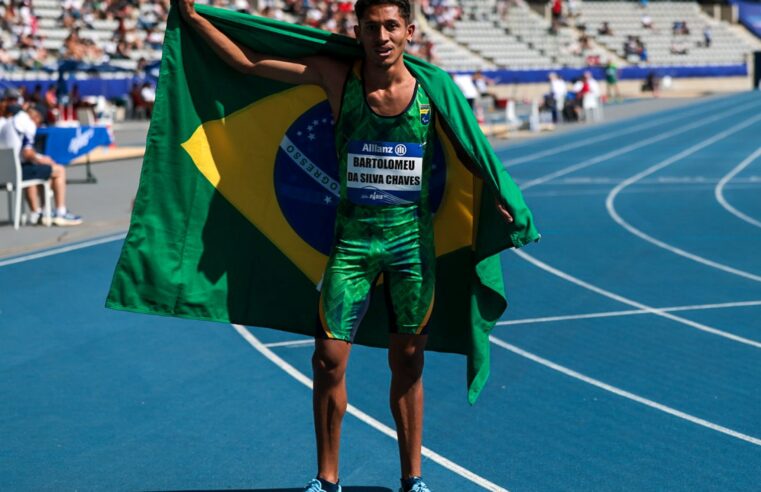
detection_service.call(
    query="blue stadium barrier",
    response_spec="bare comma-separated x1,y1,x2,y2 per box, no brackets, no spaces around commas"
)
0,63,748,100
456,64,748,84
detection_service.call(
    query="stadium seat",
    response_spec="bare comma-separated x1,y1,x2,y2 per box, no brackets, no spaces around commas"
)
0,147,52,230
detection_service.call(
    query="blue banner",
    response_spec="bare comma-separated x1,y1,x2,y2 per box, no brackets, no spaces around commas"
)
36,126,113,164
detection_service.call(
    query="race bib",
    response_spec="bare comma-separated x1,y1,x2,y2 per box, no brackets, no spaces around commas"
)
346,140,424,205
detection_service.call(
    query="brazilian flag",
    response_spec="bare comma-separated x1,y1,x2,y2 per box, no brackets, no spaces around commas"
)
106,4,539,403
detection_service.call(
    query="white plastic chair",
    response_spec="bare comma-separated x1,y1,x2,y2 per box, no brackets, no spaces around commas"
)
583,92,604,122
0,146,52,230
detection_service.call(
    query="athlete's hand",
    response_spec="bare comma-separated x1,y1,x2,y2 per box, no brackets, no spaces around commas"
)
497,201,514,223
178,0,198,22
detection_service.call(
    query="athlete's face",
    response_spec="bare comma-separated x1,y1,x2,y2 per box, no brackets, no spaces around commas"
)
355,5,414,68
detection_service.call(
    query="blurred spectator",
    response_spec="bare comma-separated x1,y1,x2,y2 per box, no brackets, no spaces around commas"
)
28,83,42,105
547,72,567,124
604,60,620,101
550,0,562,34
574,71,601,122
472,70,497,107
641,13,653,30
140,81,156,118
624,35,646,63
703,25,712,48
407,31,436,63
642,71,660,97
639,44,648,63
672,20,690,36
0,40,13,70
567,0,579,18
452,73,479,112
670,37,689,55
597,21,612,36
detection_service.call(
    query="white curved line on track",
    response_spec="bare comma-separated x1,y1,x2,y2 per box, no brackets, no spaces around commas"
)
259,332,761,448
496,299,761,326
715,146,761,229
512,249,761,349
489,335,761,447
606,113,761,283
504,96,736,167
519,101,759,191
231,324,509,492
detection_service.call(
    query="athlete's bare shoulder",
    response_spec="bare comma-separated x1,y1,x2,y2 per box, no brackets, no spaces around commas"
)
308,57,352,97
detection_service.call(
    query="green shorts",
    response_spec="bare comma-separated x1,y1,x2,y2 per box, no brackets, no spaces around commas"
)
318,204,435,342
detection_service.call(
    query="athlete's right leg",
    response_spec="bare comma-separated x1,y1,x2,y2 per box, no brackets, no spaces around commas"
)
312,221,380,484
312,338,352,484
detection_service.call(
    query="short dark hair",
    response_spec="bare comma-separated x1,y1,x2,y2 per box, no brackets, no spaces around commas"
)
354,0,411,24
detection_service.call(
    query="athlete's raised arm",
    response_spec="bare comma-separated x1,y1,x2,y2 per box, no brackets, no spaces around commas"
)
178,0,346,97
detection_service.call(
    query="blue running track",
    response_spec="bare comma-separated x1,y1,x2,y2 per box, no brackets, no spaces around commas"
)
2,92,760,491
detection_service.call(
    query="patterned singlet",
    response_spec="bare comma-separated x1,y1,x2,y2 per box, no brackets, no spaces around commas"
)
316,62,437,342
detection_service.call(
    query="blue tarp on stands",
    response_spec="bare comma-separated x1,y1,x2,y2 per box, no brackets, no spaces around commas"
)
733,0,761,39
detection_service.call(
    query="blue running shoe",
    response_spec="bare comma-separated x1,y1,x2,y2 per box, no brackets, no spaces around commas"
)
400,477,431,492
304,478,342,492
52,211,83,226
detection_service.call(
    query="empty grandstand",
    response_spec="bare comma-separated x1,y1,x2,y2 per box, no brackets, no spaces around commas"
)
577,0,753,66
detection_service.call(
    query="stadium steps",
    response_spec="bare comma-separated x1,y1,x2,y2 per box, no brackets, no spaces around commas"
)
575,0,751,66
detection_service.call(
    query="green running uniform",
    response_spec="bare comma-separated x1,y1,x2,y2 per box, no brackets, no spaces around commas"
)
318,63,436,342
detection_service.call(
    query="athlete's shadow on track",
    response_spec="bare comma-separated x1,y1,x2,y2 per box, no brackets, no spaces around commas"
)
151,488,393,491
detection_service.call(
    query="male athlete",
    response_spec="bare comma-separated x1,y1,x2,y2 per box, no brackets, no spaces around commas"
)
178,1,512,490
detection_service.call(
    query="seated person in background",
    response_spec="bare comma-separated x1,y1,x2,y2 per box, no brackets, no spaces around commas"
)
670,37,689,55
641,14,653,29
472,70,497,107
598,21,613,36
642,71,660,97
139,82,156,118
5,96,82,226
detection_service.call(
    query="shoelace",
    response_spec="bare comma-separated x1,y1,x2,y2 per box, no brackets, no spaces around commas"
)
305,478,326,492
408,481,431,492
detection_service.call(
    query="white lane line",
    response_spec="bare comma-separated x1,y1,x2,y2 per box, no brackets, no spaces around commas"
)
606,113,761,284
715,146,761,229
512,249,761,349
489,335,761,447
519,176,761,186
264,339,316,348
231,324,509,492
497,300,761,326
0,232,127,268
505,97,736,167
519,101,759,191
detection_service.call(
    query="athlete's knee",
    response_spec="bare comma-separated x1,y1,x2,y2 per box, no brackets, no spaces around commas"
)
388,340,425,379
312,342,350,384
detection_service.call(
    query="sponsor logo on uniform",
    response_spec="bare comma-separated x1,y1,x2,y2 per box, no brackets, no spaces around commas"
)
420,104,430,125
394,143,407,156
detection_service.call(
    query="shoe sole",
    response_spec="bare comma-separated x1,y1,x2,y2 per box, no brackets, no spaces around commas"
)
52,219,83,226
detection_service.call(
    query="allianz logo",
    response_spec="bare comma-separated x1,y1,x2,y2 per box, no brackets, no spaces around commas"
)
360,142,408,156
68,127,96,154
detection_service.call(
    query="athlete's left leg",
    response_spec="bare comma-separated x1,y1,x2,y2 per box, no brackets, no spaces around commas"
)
384,222,435,480
388,333,428,480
